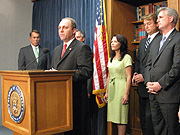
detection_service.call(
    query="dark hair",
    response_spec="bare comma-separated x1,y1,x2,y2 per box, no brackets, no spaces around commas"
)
110,34,128,62
76,29,86,38
29,30,40,37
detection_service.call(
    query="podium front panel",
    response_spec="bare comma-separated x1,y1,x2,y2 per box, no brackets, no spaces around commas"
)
0,71,74,135
34,76,73,134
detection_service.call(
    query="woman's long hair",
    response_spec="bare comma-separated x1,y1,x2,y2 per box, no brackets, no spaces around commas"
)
110,34,128,62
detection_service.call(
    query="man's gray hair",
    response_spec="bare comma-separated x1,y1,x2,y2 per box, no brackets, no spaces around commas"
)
158,7,178,26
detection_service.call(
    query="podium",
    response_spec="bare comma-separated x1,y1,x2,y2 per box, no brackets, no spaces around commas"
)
0,70,75,135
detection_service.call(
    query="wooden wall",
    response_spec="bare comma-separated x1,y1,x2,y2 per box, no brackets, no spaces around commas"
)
106,0,136,59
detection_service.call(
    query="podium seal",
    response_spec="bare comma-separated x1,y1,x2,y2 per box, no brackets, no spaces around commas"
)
7,85,25,123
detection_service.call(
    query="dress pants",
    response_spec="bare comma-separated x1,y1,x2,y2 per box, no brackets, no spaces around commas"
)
139,97,155,135
150,99,180,135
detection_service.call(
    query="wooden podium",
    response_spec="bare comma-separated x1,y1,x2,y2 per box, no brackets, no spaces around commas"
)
0,70,75,135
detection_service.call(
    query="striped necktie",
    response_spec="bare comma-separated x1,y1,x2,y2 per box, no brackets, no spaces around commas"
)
145,37,150,51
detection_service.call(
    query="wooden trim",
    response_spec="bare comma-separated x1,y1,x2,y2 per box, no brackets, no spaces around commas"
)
106,0,113,48
131,20,143,24
107,122,112,135
168,0,180,31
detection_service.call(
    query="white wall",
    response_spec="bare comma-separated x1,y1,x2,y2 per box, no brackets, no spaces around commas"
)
0,0,33,125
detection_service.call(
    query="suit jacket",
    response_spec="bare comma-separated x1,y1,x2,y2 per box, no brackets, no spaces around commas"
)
51,39,93,80
145,29,180,103
18,45,51,70
51,39,93,134
134,33,161,97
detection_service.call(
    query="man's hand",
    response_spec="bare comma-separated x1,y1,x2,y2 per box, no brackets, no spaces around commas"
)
146,82,162,94
134,74,144,83
132,72,144,84
132,73,137,85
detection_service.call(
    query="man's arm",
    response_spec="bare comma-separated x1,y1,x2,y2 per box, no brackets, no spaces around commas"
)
74,44,93,81
158,38,180,90
18,48,26,70
144,50,152,84
133,40,144,84
134,44,140,73
46,51,51,70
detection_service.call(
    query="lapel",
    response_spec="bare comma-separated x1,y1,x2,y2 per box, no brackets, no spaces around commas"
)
57,39,76,66
28,45,38,65
37,46,43,66
142,33,161,63
141,37,148,63
57,45,63,62
153,29,177,65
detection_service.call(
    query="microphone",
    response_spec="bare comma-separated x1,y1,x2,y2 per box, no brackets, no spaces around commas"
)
22,48,49,70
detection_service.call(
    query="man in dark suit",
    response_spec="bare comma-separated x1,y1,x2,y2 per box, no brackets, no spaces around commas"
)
75,29,95,134
75,29,93,98
132,13,160,135
51,18,93,135
145,7,180,135
18,30,51,70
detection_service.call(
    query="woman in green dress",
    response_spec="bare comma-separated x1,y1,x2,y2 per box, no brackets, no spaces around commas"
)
104,34,132,135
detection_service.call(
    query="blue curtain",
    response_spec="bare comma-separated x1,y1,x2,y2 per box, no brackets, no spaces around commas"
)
32,2,99,135
32,0,96,57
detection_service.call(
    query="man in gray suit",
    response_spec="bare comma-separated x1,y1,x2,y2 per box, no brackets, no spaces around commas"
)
51,18,93,135
132,13,160,135
145,7,180,135
18,30,51,70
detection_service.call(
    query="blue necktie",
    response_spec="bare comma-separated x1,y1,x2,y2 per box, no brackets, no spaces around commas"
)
145,37,150,51
159,36,166,51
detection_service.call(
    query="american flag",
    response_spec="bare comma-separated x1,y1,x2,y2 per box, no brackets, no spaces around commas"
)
93,0,109,108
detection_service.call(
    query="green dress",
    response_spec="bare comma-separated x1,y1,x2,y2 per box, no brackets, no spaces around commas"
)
107,54,132,124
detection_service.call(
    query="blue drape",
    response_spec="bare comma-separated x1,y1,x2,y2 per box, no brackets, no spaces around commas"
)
32,2,99,135
32,0,96,57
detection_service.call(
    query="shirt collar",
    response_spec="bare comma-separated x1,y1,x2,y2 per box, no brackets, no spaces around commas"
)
163,27,175,39
148,31,159,43
31,44,39,54
31,44,39,49
64,38,75,48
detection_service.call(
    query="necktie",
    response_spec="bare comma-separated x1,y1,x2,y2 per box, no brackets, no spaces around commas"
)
61,44,67,58
159,36,166,51
34,47,39,62
145,37,150,51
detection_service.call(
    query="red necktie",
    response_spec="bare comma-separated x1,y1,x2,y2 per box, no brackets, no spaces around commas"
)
61,44,67,58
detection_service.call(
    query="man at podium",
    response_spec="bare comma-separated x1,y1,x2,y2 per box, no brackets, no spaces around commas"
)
51,17,93,135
